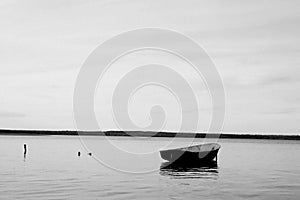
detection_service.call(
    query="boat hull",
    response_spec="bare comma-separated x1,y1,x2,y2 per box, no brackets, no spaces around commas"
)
160,143,220,165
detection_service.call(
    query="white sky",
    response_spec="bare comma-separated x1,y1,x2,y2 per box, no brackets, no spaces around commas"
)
0,0,299,134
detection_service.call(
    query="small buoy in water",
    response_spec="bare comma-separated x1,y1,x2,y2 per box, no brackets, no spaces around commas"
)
88,153,92,156
77,151,81,156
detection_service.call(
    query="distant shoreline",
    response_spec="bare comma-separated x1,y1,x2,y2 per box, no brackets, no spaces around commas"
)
0,129,299,140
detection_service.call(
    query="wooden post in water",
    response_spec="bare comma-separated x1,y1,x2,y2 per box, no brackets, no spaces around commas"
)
23,144,27,159
24,144,27,155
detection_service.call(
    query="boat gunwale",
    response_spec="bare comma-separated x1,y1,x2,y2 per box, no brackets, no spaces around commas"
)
160,143,221,153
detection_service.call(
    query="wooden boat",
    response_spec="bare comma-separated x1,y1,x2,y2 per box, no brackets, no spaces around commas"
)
160,143,221,165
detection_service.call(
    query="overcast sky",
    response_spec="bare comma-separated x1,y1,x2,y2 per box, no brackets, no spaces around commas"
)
0,0,299,134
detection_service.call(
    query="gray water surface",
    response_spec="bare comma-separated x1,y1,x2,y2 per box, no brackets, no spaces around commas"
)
0,135,299,199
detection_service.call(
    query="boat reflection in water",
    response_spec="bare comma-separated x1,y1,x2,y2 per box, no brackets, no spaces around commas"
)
160,161,219,179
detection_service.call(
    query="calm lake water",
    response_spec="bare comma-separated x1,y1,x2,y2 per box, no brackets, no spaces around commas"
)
0,135,299,199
